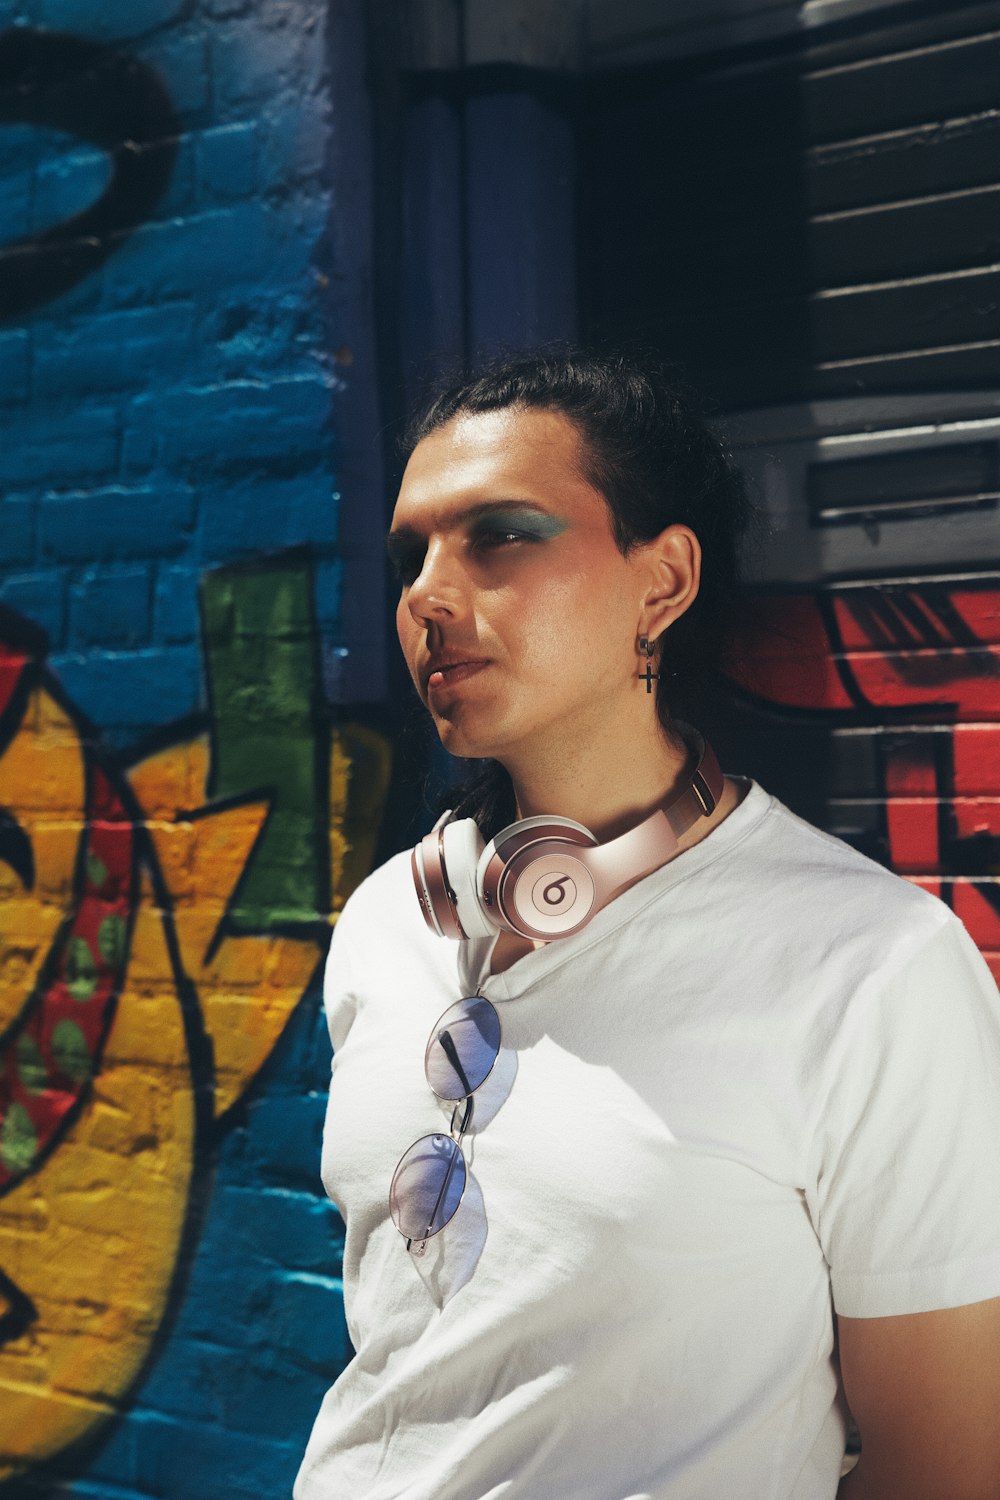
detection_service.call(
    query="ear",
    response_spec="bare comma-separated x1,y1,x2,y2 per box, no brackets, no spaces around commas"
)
637,524,701,643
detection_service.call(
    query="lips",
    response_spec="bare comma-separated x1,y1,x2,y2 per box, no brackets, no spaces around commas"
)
421,654,490,694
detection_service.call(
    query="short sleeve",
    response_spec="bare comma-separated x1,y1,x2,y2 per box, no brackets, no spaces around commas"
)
806,913,1000,1318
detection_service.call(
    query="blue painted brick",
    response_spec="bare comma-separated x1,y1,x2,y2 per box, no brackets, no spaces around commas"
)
269,1270,351,1371
2,405,119,488
129,1410,300,1499
0,329,29,403
152,130,197,220
71,1483,150,1500
177,1251,279,1350
39,486,195,563
120,395,161,475
157,376,331,468
0,496,35,565
211,22,303,113
153,562,201,644
65,1407,139,1489
144,30,210,117
211,1184,343,1273
68,1484,150,1500
0,570,65,644
198,473,336,562
33,304,197,398
218,1354,333,1439
271,990,333,1093
244,1091,327,1188
69,565,151,650
36,0,186,36
0,131,33,243
33,146,111,235
260,89,329,189
312,555,343,633
49,643,200,736
286,477,339,545
199,478,297,559
107,200,317,308
132,1338,237,1425
205,289,328,378
197,122,258,200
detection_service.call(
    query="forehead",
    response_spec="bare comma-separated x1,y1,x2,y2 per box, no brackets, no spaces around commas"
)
392,406,607,527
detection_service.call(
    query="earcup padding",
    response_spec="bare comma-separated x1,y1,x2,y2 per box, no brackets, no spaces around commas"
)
440,817,495,940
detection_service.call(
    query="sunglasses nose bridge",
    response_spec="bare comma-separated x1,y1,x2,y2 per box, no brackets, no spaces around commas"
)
451,1094,474,1139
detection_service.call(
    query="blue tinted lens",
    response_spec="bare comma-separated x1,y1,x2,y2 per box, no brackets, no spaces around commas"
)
424,995,501,1100
389,1133,467,1241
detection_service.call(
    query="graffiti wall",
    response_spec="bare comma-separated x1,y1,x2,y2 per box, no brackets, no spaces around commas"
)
574,2,1000,988
0,2,388,1495
726,574,1000,989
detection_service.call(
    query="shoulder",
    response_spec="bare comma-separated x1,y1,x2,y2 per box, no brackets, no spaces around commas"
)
740,785,954,969
332,846,417,947
322,847,434,1043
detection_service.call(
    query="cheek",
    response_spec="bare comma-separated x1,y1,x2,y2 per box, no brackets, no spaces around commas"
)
395,595,414,649
395,600,420,678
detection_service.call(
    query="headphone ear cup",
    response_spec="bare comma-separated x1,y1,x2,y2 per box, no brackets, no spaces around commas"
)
477,815,599,940
440,818,496,939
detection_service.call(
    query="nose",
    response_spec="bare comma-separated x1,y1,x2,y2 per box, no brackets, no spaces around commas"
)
405,538,468,626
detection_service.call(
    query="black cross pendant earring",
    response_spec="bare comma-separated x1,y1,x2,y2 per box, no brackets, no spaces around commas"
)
638,635,659,695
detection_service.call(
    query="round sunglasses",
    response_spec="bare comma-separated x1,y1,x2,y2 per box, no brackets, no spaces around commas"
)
388,994,502,1255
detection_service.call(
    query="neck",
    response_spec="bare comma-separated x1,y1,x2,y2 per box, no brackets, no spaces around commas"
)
503,712,695,844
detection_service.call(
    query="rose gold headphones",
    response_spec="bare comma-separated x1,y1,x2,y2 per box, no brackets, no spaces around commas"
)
411,723,723,943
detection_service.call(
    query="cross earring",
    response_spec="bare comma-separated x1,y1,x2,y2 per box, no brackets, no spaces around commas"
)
638,635,659,695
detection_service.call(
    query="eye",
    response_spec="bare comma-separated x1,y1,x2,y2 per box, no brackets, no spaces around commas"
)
469,524,533,553
386,536,424,586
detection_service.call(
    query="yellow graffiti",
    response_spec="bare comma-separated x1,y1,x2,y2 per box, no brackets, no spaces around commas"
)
0,687,391,1481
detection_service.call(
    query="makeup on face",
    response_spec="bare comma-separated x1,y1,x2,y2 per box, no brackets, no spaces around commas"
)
386,501,569,586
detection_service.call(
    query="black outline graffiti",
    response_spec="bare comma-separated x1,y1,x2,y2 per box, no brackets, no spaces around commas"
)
0,602,216,1493
0,28,179,321
0,810,34,892
0,1268,36,1348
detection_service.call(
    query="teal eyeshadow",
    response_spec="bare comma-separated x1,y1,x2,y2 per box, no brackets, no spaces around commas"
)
474,507,568,539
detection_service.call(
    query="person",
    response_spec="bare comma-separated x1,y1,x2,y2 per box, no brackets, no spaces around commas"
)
294,350,1000,1500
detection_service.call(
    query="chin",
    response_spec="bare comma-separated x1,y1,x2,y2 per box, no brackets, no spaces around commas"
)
431,712,508,764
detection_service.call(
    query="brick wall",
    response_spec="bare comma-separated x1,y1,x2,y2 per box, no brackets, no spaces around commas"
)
0,3,387,1495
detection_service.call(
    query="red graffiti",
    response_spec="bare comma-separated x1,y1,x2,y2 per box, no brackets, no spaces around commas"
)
730,580,1000,987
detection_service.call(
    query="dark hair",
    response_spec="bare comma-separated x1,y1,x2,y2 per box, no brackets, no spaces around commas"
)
402,347,756,835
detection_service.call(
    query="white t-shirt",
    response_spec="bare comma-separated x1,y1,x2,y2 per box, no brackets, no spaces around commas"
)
295,782,1000,1500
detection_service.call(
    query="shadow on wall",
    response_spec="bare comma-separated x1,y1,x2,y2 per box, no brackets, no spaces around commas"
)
0,558,391,1488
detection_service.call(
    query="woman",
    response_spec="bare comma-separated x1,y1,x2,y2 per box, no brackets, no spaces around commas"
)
295,351,1000,1500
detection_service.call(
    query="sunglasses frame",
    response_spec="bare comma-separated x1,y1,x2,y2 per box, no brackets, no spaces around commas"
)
389,994,502,1255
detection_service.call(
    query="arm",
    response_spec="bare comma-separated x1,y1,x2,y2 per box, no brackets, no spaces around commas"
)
836,1297,1000,1500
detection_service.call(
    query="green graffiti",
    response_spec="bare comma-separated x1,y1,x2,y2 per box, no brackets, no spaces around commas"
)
201,561,329,930
51,1020,91,1085
15,1035,46,1095
66,938,97,1001
86,851,107,888
1,1104,37,1175
98,914,126,966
